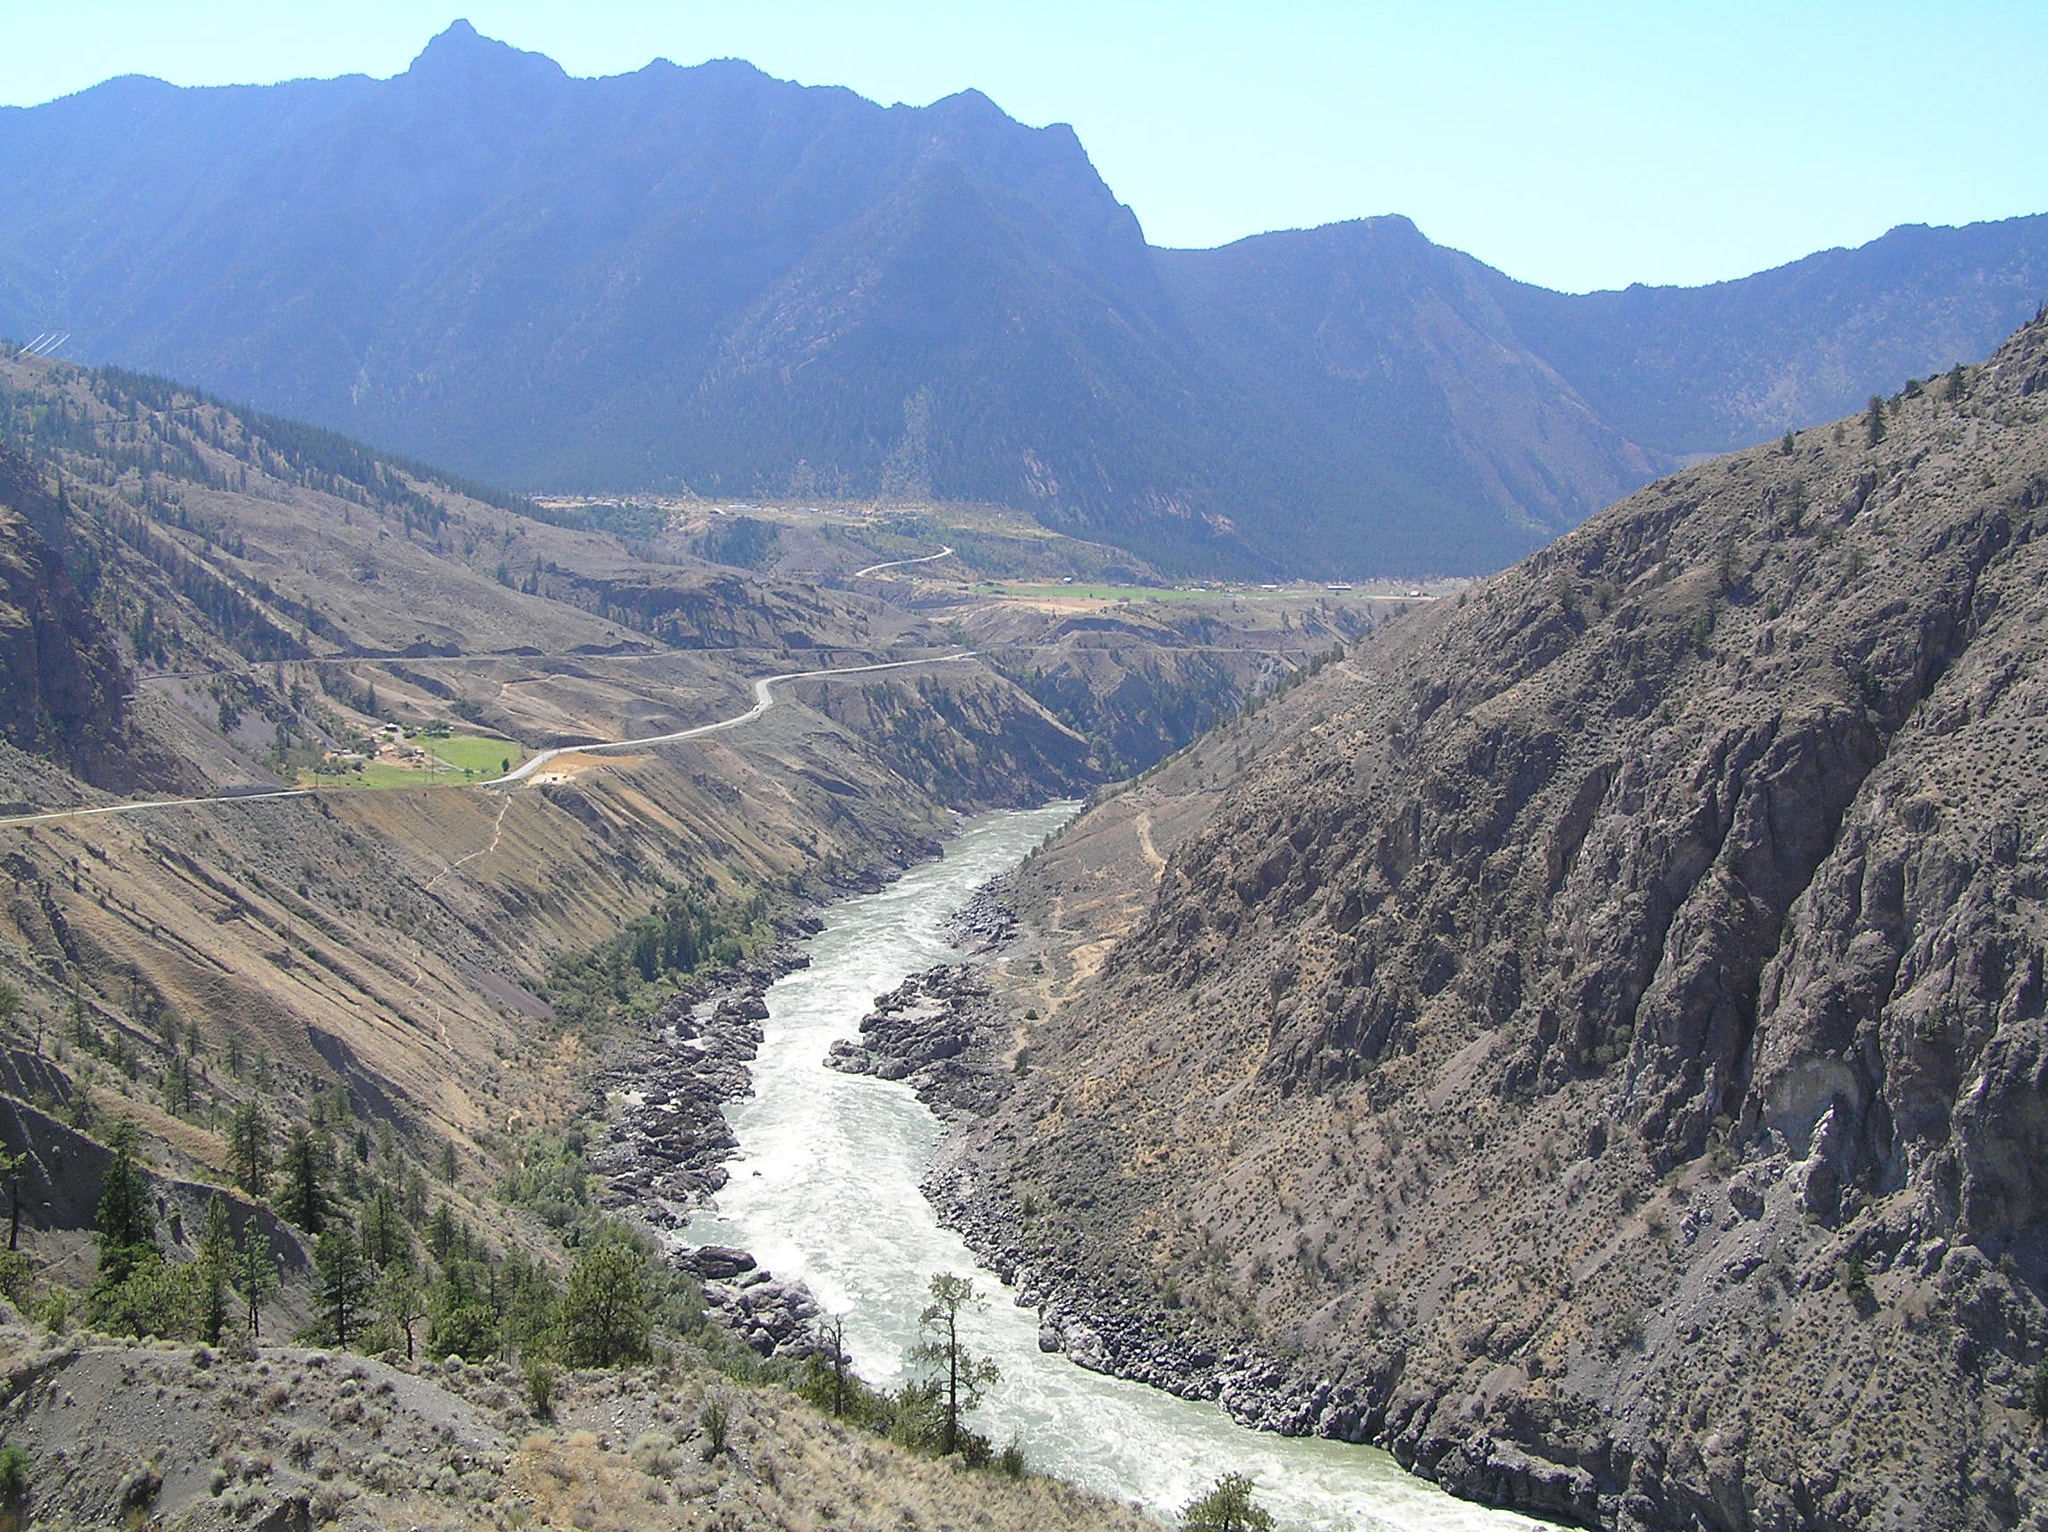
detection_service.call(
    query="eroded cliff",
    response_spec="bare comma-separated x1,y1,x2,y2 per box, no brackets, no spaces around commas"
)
953,314,2048,1529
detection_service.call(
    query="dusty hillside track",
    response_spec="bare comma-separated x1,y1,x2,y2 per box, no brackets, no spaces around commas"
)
489,651,977,783
0,651,978,830
851,545,956,578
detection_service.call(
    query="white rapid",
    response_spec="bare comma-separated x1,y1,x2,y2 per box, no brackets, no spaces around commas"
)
683,804,1540,1532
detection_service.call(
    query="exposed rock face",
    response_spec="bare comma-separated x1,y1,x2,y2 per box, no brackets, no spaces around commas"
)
0,446,141,789
954,315,2048,1528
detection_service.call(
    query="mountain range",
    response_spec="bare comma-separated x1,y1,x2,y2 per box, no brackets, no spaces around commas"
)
3,21,2045,574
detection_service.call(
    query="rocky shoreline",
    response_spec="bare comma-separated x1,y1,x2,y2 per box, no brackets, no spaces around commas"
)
924,1149,1360,1432
582,866,1372,1445
584,940,814,1224
898,895,1604,1521
580,838,981,1363
823,964,1010,1118
817,884,1372,1438
582,941,835,1361
925,1084,1617,1524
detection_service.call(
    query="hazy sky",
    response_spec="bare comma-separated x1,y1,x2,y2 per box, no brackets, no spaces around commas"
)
5,1,2043,293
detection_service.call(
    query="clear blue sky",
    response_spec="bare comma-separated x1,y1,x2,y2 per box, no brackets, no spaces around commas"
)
4,1,2043,293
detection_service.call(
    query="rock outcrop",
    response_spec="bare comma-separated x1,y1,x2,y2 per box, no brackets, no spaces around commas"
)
589,954,809,1222
0,446,141,789
952,313,2048,1529
828,965,1009,1119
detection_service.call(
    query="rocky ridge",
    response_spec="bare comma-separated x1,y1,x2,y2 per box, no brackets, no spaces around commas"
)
945,313,2048,1530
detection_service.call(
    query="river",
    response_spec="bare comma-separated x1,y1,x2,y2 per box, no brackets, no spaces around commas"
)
681,804,1540,1532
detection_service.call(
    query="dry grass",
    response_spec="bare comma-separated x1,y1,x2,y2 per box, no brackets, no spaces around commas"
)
0,1325,1158,1532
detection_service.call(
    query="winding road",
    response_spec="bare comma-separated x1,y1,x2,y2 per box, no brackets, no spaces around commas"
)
488,651,974,784
850,544,955,578
0,651,977,831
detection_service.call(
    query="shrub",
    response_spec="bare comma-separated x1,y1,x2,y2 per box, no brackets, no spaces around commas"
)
0,1444,28,1503
1182,1472,1273,1532
523,1358,557,1420
699,1395,730,1460
1842,1252,1871,1303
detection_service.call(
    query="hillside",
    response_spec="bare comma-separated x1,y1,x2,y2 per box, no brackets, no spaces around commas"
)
0,1326,1156,1532
0,348,1377,1529
943,312,2048,1529
0,449,140,788
0,343,1377,1387
3,24,2045,574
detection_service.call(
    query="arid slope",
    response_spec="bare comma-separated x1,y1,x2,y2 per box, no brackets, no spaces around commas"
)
956,315,2048,1530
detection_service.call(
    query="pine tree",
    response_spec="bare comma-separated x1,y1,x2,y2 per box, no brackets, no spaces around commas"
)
278,1125,325,1233
234,1224,279,1336
0,1146,25,1252
163,1052,191,1115
1181,1473,1274,1532
426,1201,457,1262
195,1195,235,1344
360,1186,404,1269
1865,394,1888,446
910,1273,1001,1457
93,1120,156,1288
560,1243,652,1367
375,1267,427,1359
314,1225,369,1348
228,1103,271,1196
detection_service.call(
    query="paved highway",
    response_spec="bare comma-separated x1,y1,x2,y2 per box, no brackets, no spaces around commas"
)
0,652,977,831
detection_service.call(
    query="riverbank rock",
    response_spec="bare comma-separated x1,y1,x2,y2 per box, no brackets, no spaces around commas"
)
675,1244,755,1281
695,1266,827,1360
586,950,808,1223
946,885,1018,953
825,965,1009,1116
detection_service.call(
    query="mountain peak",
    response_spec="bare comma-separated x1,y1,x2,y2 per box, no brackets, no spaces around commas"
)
406,19,565,85
422,18,481,52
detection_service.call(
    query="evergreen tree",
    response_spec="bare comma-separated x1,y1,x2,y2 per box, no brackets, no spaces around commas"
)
278,1125,325,1233
560,1243,652,1367
426,1259,499,1361
164,1052,191,1115
313,1225,369,1348
1181,1474,1274,1532
426,1201,457,1262
195,1195,235,1344
498,1250,562,1356
1865,394,1888,446
0,1146,25,1252
360,1185,405,1269
234,1224,279,1336
910,1272,1000,1457
93,1120,156,1288
375,1267,428,1359
228,1103,271,1197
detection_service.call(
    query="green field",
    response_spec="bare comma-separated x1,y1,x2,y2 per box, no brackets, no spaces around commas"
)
299,734,527,791
425,734,525,775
